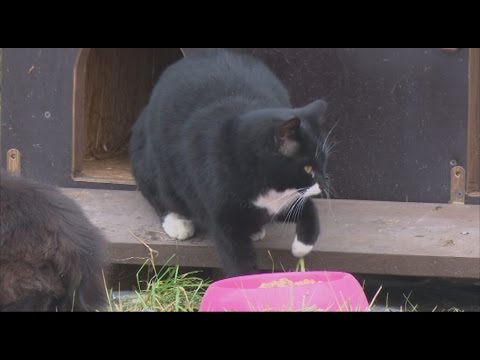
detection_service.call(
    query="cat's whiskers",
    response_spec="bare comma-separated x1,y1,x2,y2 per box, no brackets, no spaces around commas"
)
270,192,301,222
287,196,309,234
325,180,338,198
270,188,308,222
262,187,308,208
281,195,305,231
321,177,338,218
324,140,337,158
293,196,308,222
282,195,302,223
315,136,322,160
279,190,313,231
322,120,340,154
262,189,306,223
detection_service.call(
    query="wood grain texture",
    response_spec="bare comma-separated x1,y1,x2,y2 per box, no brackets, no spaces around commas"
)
75,153,135,185
467,48,480,196
83,48,181,159
62,188,480,279
72,48,183,183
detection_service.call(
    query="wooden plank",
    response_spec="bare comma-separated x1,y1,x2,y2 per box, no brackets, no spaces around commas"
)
74,154,135,185
72,48,90,177
82,48,182,161
467,48,480,197
62,188,480,279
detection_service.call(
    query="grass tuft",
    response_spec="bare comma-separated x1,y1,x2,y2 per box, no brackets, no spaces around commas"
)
108,257,209,312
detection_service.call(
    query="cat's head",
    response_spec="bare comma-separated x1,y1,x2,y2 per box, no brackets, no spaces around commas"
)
250,99,334,198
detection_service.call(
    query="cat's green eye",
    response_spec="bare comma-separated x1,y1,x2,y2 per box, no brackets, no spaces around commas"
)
304,165,313,174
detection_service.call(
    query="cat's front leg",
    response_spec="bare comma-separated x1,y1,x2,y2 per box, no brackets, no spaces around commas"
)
292,198,320,258
250,227,266,241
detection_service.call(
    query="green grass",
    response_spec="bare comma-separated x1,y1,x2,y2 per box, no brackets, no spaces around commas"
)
103,254,464,312
366,286,464,312
106,259,210,312
105,256,324,312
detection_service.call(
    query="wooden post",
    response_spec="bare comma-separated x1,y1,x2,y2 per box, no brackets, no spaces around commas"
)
467,48,480,197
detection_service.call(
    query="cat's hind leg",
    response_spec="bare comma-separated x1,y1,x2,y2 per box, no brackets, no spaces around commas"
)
154,173,197,240
211,206,267,276
129,114,167,218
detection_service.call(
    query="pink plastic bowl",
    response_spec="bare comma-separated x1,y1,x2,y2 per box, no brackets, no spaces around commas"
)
200,271,369,312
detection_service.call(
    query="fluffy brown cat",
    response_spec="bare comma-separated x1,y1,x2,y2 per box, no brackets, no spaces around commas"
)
0,172,107,311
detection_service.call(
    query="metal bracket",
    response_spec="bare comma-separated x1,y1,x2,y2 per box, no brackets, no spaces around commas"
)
6,149,22,177
449,166,466,204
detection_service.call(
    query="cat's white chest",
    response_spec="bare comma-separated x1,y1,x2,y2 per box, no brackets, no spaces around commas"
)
253,188,300,216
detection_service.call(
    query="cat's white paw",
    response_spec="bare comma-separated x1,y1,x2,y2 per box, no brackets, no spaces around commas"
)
250,227,266,242
291,236,314,257
162,213,195,240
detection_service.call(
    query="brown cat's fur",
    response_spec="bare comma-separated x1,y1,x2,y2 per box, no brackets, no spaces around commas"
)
0,173,107,311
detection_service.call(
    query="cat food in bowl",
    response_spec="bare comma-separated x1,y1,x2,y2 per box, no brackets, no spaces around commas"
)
200,271,369,312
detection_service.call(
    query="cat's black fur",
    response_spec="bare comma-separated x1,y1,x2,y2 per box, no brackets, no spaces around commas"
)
129,49,330,276
0,173,107,311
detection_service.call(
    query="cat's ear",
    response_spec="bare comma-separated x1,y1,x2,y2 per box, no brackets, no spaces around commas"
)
275,117,300,157
300,99,328,126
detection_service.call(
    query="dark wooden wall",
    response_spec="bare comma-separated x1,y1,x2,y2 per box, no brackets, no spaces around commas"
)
232,48,477,204
1,48,478,204
1,48,133,189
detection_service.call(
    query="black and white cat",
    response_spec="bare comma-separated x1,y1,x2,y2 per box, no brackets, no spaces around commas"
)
129,49,331,276
0,173,107,311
